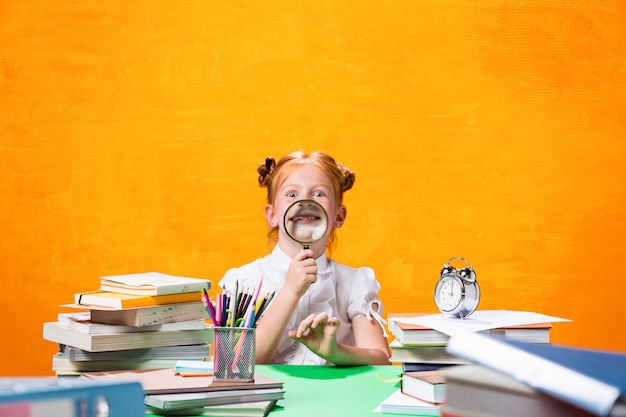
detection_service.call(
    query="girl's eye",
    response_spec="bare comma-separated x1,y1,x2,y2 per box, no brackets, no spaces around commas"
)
286,191,298,198
312,191,325,198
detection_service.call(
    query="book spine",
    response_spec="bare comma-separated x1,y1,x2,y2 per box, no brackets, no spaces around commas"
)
133,303,206,326
91,302,205,327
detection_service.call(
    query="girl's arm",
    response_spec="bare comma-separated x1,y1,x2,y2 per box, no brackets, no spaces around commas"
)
289,313,391,366
347,314,392,365
254,288,299,363
254,248,317,363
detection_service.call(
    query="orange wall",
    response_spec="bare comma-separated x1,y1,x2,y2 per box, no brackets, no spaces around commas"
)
1,1,625,376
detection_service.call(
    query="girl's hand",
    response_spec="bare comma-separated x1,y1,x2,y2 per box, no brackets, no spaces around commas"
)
284,248,317,297
288,312,340,359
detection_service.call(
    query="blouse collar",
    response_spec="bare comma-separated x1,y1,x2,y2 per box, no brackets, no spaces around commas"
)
270,244,331,275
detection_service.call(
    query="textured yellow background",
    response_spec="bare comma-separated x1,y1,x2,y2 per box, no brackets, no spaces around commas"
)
1,1,625,375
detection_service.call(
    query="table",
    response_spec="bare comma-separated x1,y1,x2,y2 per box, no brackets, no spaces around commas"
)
145,365,402,417
247,365,401,416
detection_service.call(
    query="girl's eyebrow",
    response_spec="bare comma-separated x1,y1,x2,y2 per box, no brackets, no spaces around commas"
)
280,183,331,192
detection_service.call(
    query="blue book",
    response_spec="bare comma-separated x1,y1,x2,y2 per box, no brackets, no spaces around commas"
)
401,362,457,373
174,359,214,375
446,331,626,416
0,377,145,417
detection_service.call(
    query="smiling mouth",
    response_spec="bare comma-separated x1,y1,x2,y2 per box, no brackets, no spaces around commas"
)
290,213,321,223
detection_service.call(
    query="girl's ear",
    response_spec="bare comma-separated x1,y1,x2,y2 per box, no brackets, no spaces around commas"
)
334,205,347,228
265,204,278,228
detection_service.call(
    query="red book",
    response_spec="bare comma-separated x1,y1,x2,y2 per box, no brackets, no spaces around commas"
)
401,370,446,404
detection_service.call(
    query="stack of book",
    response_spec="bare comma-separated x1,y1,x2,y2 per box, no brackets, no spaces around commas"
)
81,367,285,417
387,312,553,373
43,272,213,376
375,311,558,415
441,331,626,417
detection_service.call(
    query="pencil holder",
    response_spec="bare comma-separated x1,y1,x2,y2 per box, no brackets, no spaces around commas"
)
212,326,256,382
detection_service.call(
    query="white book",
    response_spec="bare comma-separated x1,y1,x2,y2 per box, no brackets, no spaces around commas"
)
43,322,213,352
389,339,470,364
89,301,207,327
52,352,180,374
60,343,210,361
145,388,285,411
145,400,278,417
100,272,211,296
57,312,206,334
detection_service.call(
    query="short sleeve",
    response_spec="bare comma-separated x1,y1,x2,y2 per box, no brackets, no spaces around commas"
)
344,266,388,337
217,263,264,293
217,268,232,291
344,267,382,319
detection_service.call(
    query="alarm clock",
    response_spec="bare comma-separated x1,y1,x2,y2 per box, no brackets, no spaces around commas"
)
434,257,480,319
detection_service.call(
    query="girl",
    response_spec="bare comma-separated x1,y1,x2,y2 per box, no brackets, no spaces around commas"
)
218,150,390,365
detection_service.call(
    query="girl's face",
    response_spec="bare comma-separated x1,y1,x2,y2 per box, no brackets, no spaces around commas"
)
265,164,346,256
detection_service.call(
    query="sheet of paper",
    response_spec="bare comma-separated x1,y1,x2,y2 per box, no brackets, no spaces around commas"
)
389,310,571,336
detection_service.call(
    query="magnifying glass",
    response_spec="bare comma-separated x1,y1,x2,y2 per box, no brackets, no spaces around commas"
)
283,199,329,250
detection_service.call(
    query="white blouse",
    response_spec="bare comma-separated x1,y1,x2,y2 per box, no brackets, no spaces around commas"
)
218,245,386,365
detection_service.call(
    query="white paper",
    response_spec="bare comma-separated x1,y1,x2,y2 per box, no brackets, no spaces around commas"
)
373,389,441,415
389,310,571,336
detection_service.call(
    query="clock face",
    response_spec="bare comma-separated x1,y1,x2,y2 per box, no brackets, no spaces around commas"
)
435,275,463,312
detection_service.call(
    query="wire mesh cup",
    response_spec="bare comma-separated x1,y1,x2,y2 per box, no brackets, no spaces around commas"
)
213,327,256,382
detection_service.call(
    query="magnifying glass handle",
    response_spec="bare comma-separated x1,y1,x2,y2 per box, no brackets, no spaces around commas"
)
303,244,311,259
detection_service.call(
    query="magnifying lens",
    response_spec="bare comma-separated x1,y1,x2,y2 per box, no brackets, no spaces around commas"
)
283,199,329,250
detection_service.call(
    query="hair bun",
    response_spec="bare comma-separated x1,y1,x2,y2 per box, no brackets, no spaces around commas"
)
338,163,355,192
258,157,276,187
